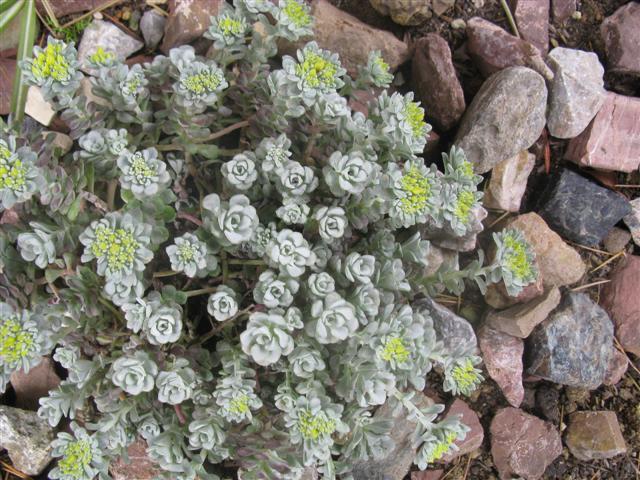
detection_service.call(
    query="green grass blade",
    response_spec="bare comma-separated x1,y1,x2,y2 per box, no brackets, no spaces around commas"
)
9,0,37,125
0,0,20,15
0,0,24,32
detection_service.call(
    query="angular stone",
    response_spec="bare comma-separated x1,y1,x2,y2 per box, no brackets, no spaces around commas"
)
454,67,547,174
551,0,576,22
490,407,562,480
624,198,640,247
526,292,614,389
504,213,585,287
412,34,465,131
110,438,162,480
536,168,631,246
603,348,628,386
369,0,432,25
485,272,544,309
415,297,477,355
479,325,524,407
510,0,550,53
486,286,561,338
140,10,166,50
10,356,60,410
546,47,606,139
0,58,16,115
565,92,640,173
161,0,224,53
36,0,104,17
0,405,55,475
603,227,631,254
351,393,434,480
432,0,454,15
601,2,640,76
78,20,143,73
441,399,484,461
412,470,444,480
600,255,640,356
565,411,627,461
484,150,535,212
424,204,487,252
466,17,552,79
25,86,55,126
535,384,561,423
306,0,410,77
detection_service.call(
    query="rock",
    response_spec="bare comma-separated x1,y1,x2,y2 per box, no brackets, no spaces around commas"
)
412,34,465,131
484,150,535,212
416,297,477,355
454,67,547,174
304,0,410,77
485,286,561,338
624,198,640,247
535,384,560,423
603,348,628,385
10,356,60,410
510,0,549,53
0,58,16,115
0,405,55,475
0,10,20,52
432,0,454,15
44,131,74,155
603,227,631,254
451,18,466,29
478,325,524,407
110,438,162,480
351,393,434,480
565,411,627,461
466,17,552,79
551,0,576,22
526,292,614,388
441,399,484,461
78,20,143,73
25,86,55,126
424,204,487,252
601,2,640,76
546,47,606,139
140,10,166,50
424,245,445,277
536,168,631,246
411,470,444,480
161,0,224,53
484,257,545,309
600,255,640,356
36,0,104,17
490,407,562,480
565,92,640,172
503,213,585,287
369,0,432,25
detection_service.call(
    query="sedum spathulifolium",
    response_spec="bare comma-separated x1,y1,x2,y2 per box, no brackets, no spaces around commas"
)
0,1,542,479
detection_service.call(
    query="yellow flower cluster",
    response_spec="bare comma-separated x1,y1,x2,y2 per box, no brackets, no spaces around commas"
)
426,430,458,463
228,394,251,415
503,233,534,281
295,52,338,89
0,158,27,192
298,409,336,440
90,225,139,272
453,189,475,223
218,15,246,37
31,42,70,82
399,166,432,215
88,46,114,65
450,358,480,394
182,71,223,95
129,153,155,185
404,102,427,138
0,317,35,364
283,0,312,27
57,440,93,479
379,336,410,363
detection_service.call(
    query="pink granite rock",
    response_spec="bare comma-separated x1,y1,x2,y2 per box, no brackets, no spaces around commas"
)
601,2,640,76
600,255,640,356
441,399,484,462
565,92,640,172
603,348,628,386
479,325,525,407
412,34,466,131
466,17,552,79
551,0,576,22
411,470,444,480
490,408,562,480
484,150,535,212
161,0,224,53
565,411,627,461
510,0,550,53
109,438,162,480
10,357,60,410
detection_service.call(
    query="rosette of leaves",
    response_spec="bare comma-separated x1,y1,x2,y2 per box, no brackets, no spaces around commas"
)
323,150,379,197
117,148,171,199
156,359,196,404
109,350,158,395
0,137,42,209
207,286,239,321
49,423,108,480
357,51,394,89
221,151,259,191
166,232,218,278
202,193,259,247
240,310,295,366
17,228,56,268
253,269,300,308
76,128,128,176
492,228,538,296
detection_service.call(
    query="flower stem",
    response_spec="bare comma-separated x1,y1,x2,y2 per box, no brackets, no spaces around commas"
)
227,259,265,266
106,179,118,211
183,286,219,298
153,270,180,278
201,119,250,143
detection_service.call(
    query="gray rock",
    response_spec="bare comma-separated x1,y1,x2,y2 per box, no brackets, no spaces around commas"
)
140,10,166,50
454,67,547,173
416,297,477,355
0,405,55,475
369,0,432,25
537,168,631,246
526,292,614,389
603,227,632,253
484,150,535,212
351,393,434,480
546,47,606,139
623,197,640,247
424,204,487,251
78,20,143,73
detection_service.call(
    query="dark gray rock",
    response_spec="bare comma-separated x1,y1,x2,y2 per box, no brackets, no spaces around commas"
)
416,297,477,355
536,168,632,246
526,292,614,389
0,405,55,475
454,67,547,174
140,10,166,50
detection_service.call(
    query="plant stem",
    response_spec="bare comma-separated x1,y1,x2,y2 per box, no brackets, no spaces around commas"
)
106,179,118,211
194,305,254,345
500,0,520,38
153,270,180,278
176,211,203,226
183,286,219,298
98,296,124,324
202,119,250,142
227,259,265,266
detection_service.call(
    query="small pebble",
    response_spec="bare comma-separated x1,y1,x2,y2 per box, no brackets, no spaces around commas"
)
451,18,466,29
